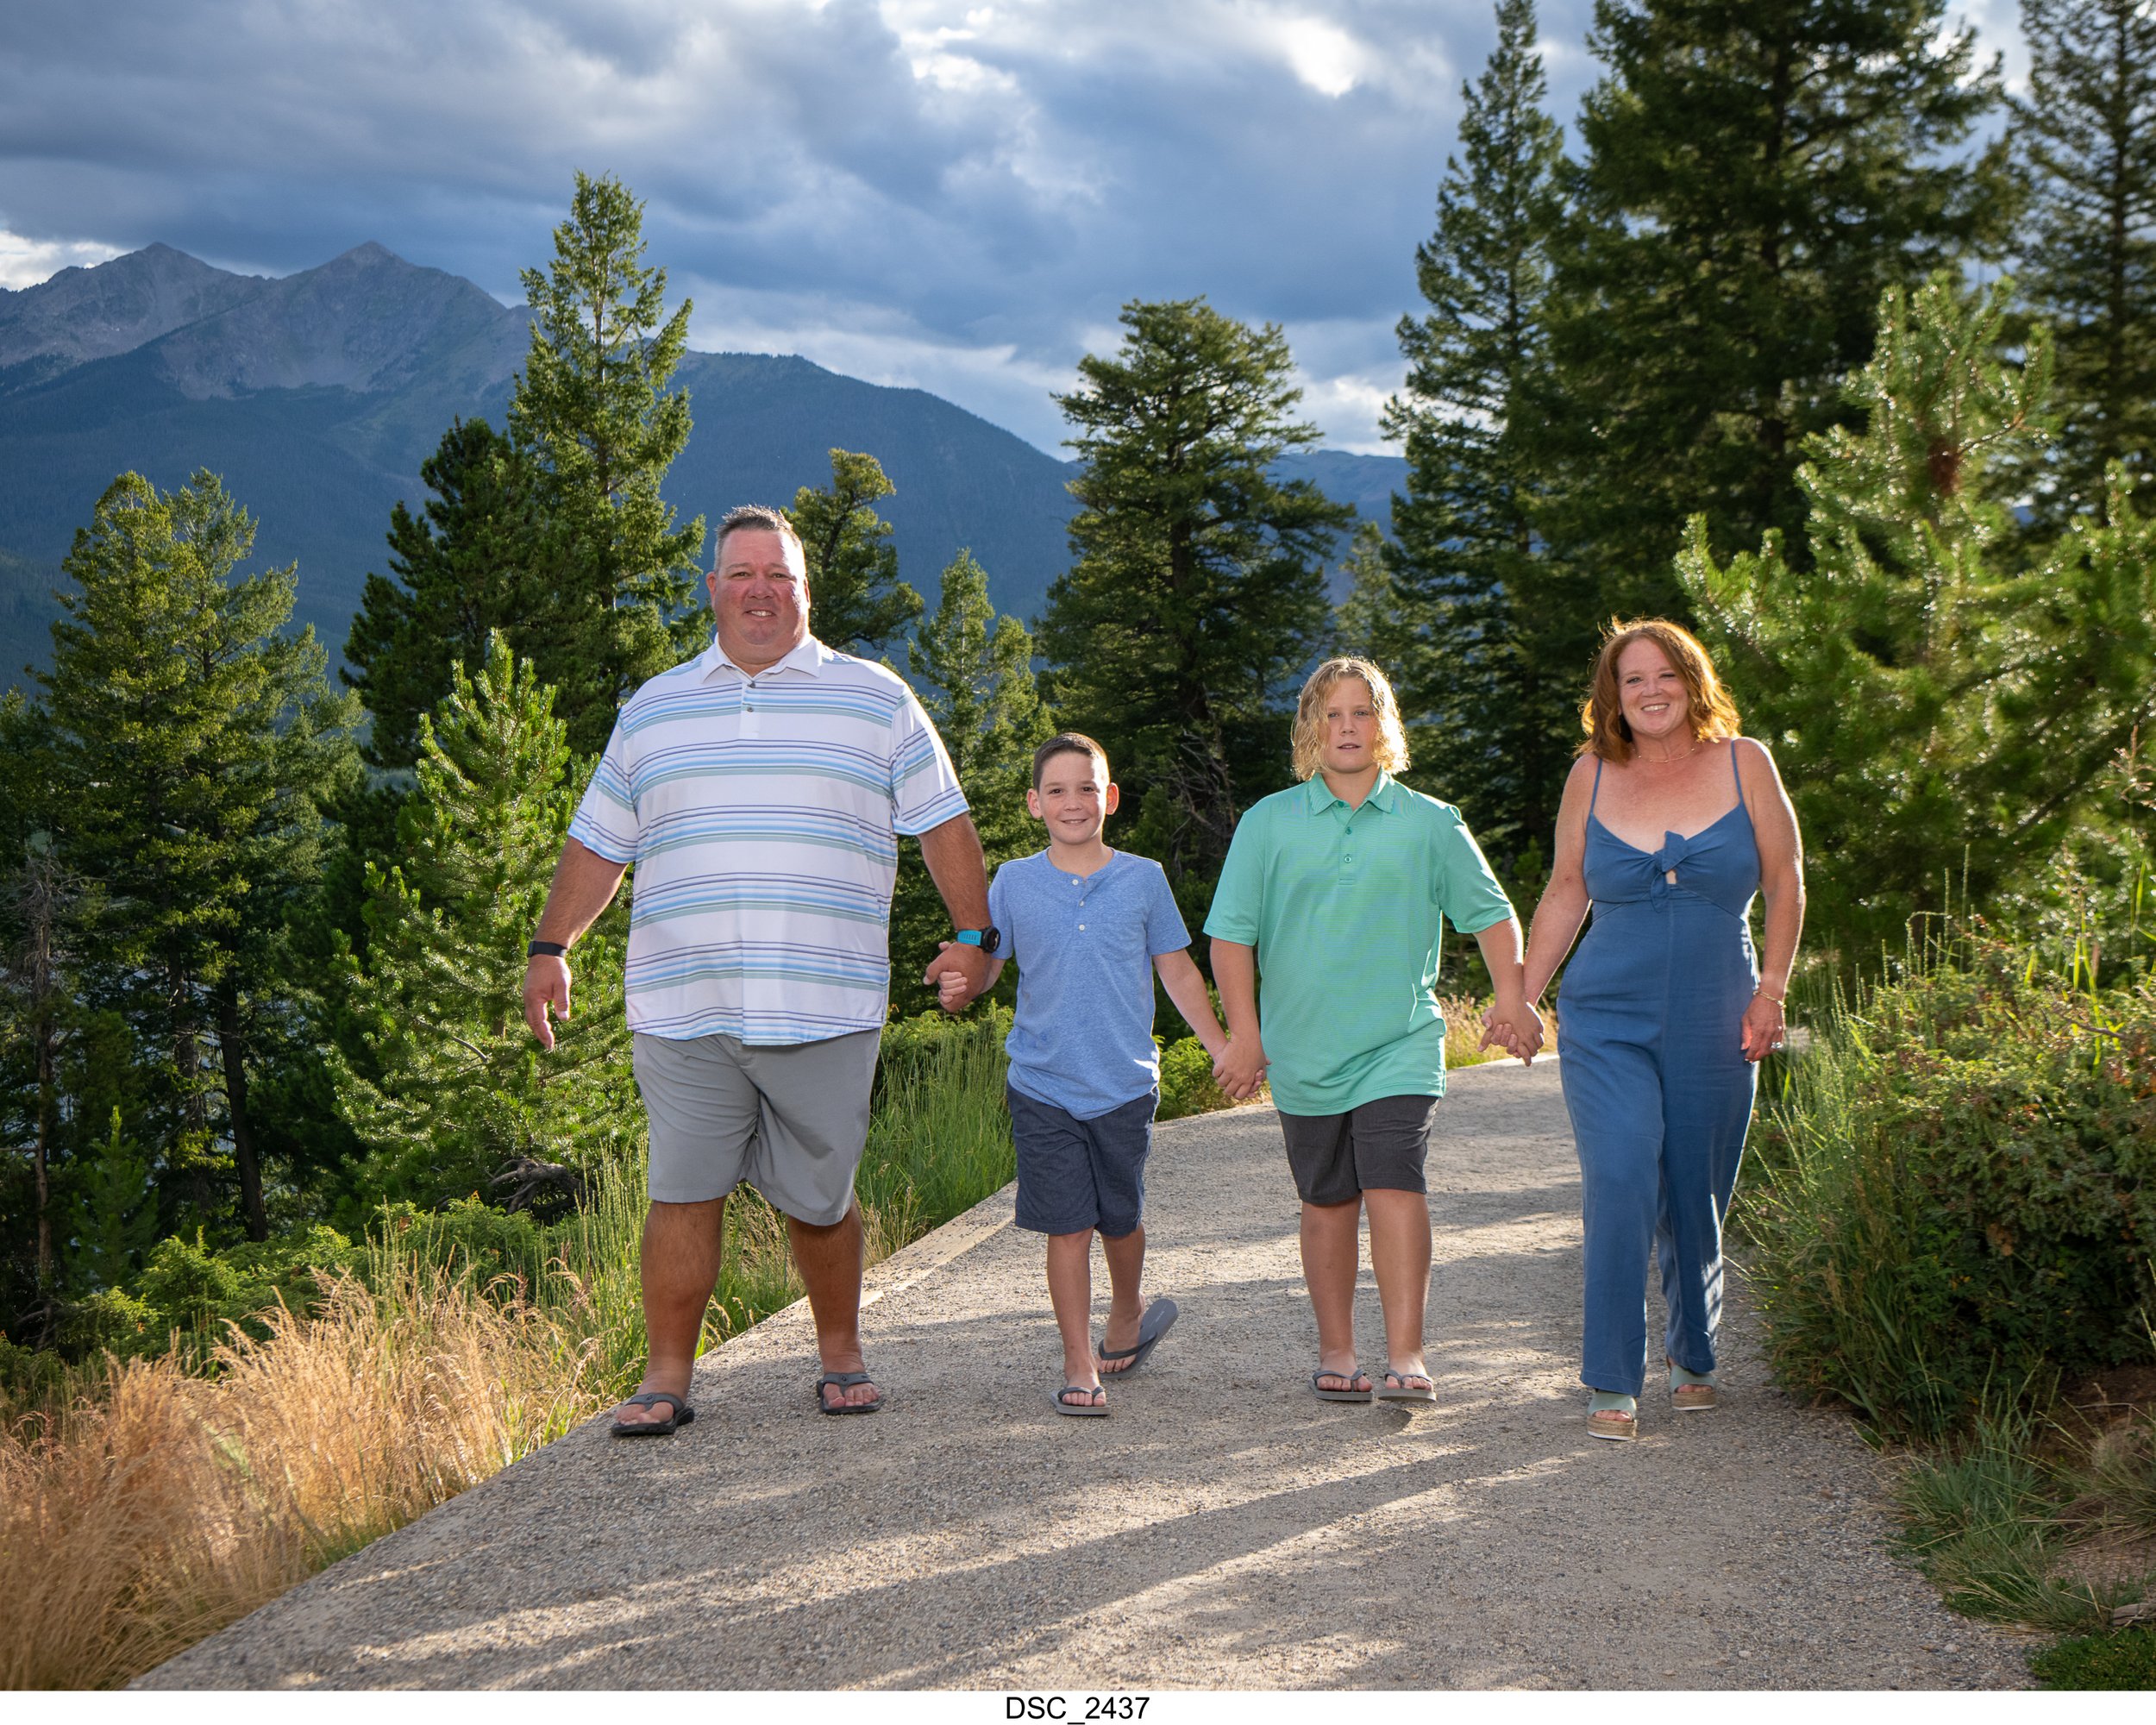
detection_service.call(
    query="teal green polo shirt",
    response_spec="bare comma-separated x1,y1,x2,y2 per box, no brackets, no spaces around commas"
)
1202,771,1515,1115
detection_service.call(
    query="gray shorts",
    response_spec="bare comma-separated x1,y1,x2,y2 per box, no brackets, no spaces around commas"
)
632,1028,880,1225
1008,1083,1156,1238
1279,1095,1438,1205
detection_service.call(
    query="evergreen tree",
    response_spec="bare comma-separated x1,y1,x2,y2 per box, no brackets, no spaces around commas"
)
1331,521,1398,666
1038,298,1350,877
343,417,546,770
1552,0,2009,612
73,1107,158,1293
890,549,1051,1009
1681,275,2156,962
335,637,636,1208
511,172,705,754
42,471,359,1242
1382,0,1579,862
2012,0,2156,530
789,449,924,659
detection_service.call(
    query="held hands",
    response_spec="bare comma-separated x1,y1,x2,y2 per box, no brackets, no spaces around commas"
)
925,939,992,1014
1739,989,1786,1063
1212,1032,1268,1101
523,955,572,1051
1480,998,1547,1064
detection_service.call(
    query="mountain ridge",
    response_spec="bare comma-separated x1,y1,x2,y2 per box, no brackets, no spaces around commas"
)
0,243,1405,684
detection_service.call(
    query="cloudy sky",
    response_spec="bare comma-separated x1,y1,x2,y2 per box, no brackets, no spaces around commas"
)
0,0,2027,454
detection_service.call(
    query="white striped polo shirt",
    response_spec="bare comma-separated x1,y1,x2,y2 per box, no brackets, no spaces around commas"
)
567,634,968,1044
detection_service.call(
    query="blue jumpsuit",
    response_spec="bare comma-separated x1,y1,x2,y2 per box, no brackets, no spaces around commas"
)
1557,744,1759,1396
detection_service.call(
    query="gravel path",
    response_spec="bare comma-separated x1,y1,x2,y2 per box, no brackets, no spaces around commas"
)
142,1059,2032,1690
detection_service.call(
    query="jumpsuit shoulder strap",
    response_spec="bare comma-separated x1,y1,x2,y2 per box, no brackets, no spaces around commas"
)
1730,738,1747,810
1589,754,1605,818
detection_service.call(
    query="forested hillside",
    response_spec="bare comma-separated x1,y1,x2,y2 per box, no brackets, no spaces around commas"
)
0,244,1401,681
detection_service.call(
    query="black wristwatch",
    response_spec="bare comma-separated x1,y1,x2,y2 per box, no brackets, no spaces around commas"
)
528,939,568,959
953,925,1001,955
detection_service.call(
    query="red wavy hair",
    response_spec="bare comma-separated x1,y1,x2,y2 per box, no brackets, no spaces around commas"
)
1578,619,1742,762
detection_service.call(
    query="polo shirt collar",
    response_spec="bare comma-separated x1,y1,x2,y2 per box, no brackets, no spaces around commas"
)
699,633,828,681
1303,768,1400,816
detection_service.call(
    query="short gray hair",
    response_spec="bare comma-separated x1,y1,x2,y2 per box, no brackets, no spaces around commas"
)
713,504,805,566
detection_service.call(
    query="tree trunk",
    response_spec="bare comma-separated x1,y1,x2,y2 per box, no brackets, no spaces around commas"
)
216,980,268,1242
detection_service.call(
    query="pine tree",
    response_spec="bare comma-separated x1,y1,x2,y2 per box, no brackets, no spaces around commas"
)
511,172,705,754
2012,0,2156,530
888,549,1054,1010
1038,298,1351,878
1332,521,1397,666
1681,275,2156,961
1552,0,2009,613
1,832,82,1293
343,417,546,770
42,470,359,1242
789,449,924,659
335,637,636,1207
1382,0,1579,863
909,549,1053,862
73,1107,158,1292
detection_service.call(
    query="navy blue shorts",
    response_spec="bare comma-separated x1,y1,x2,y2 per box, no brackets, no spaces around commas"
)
1007,1082,1156,1237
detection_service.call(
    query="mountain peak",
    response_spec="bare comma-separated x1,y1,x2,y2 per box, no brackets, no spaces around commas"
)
0,243,268,374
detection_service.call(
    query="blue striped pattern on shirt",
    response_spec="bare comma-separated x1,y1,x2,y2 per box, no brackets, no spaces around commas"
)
568,635,968,1044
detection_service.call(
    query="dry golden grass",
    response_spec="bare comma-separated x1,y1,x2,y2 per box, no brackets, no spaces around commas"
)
1440,994,1504,1068
0,1263,612,1690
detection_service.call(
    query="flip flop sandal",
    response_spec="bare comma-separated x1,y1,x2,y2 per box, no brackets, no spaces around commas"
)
1052,1383,1109,1418
1096,1295,1179,1377
611,1389,695,1437
1311,1367,1374,1402
1376,1370,1437,1403
815,1371,884,1415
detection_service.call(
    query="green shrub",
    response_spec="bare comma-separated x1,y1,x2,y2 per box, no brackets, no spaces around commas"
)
1158,1035,1232,1121
1744,938,2156,1439
57,1288,160,1360
2030,1625,2156,1689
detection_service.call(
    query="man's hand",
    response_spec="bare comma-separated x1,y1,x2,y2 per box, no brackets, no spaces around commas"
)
924,940,992,1012
1213,1031,1268,1101
523,954,572,1051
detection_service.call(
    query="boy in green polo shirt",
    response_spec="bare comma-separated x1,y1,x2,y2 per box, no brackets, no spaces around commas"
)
1206,657,1542,1405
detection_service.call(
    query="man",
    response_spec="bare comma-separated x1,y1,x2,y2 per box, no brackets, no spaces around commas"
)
523,505,994,1428
1207,657,1541,1404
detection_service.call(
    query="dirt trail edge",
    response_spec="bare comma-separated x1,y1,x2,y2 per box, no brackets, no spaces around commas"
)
141,1060,2030,1690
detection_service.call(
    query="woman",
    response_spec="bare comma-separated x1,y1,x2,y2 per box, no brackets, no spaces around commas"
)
1515,620,1803,1441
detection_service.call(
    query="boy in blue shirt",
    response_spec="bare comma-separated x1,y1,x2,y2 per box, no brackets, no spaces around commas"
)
937,732,1230,1415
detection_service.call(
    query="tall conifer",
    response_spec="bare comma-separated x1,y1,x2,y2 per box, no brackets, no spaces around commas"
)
1384,0,1577,864
335,637,635,1207
1039,299,1348,877
343,417,545,770
42,471,358,1240
1553,0,2009,612
2012,0,2156,529
1682,277,2156,960
511,172,705,754
789,450,924,659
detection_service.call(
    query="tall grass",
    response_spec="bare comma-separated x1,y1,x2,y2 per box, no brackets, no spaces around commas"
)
0,1009,1025,1690
0,1260,614,1690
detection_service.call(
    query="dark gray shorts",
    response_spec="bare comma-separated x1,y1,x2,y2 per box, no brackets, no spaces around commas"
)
1007,1082,1156,1238
632,1028,880,1225
1279,1095,1439,1205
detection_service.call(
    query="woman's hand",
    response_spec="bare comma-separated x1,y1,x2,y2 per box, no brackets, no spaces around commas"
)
1740,989,1786,1063
1482,999,1547,1064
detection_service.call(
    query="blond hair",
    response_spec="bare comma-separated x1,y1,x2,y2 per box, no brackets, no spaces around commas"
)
1578,618,1742,762
1291,657,1411,782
